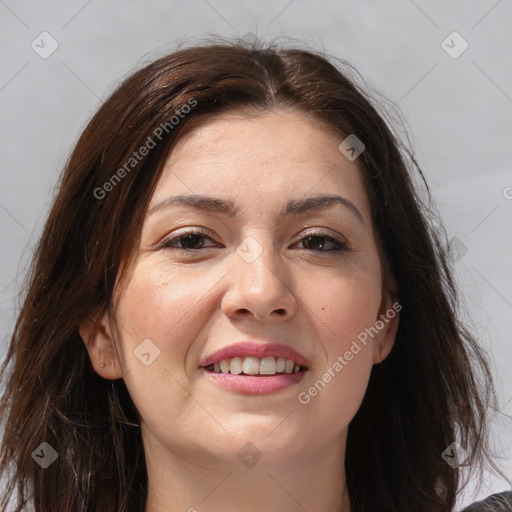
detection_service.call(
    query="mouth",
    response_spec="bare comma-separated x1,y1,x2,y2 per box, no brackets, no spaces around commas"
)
202,356,308,376
198,341,310,394
198,340,310,375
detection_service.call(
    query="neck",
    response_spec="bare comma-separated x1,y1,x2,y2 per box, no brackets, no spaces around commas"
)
143,425,351,512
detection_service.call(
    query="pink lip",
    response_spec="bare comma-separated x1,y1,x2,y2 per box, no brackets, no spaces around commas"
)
198,341,310,369
201,368,307,395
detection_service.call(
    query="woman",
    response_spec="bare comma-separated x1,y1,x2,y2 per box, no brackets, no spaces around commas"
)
0,38,510,512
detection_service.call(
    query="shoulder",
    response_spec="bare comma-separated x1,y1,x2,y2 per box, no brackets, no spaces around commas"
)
461,491,512,511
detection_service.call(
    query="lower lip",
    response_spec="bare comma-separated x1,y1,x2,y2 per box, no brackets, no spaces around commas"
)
200,368,307,394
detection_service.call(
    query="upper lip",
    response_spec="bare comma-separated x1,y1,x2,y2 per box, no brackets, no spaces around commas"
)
199,341,310,369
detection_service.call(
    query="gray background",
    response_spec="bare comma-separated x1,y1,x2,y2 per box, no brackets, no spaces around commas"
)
0,0,511,508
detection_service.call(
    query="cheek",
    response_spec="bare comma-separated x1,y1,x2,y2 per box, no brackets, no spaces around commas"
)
112,262,211,397
301,268,380,423
298,282,378,442
318,266,383,348
113,259,234,379
301,349,372,449
112,264,209,428
116,263,205,342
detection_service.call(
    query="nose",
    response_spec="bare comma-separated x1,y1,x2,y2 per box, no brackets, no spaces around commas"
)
220,236,298,322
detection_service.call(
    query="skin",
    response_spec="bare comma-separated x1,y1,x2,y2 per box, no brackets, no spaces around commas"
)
80,108,399,512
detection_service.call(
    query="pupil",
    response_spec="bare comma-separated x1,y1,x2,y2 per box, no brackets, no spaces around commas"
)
305,235,323,250
182,234,203,249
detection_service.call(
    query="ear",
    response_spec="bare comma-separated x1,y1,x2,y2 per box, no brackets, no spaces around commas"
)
372,294,400,365
79,309,124,380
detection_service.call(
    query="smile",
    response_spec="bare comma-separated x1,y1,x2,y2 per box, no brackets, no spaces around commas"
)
205,356,305,376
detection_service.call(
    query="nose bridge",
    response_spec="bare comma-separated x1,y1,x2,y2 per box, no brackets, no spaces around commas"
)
234,233,285,289
222,232,297,320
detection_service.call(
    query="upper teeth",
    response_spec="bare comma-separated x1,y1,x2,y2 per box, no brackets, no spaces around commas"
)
210,356,302,375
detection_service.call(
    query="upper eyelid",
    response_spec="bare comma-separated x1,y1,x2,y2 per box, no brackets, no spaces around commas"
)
163,228,217,242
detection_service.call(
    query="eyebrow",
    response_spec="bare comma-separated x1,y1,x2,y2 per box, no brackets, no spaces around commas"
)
148,193,364,225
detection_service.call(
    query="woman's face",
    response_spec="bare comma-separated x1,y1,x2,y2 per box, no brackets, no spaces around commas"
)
82,108,398,469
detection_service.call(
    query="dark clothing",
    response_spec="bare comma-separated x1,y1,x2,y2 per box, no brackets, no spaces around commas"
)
462,491,512,511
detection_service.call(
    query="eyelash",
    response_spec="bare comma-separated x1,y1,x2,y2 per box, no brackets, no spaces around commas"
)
159,229,349,255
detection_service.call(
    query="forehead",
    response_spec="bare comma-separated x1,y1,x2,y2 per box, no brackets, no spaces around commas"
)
169,108,346,165
151,108,370,220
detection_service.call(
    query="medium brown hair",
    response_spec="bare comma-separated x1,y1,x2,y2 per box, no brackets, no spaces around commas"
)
0,37,506,511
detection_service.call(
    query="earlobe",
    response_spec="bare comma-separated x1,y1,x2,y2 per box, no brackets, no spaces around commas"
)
78,310,123,380
372,299,400,365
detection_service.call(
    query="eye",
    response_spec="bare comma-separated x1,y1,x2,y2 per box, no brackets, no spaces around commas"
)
160,230,219,251
294,232,348,252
